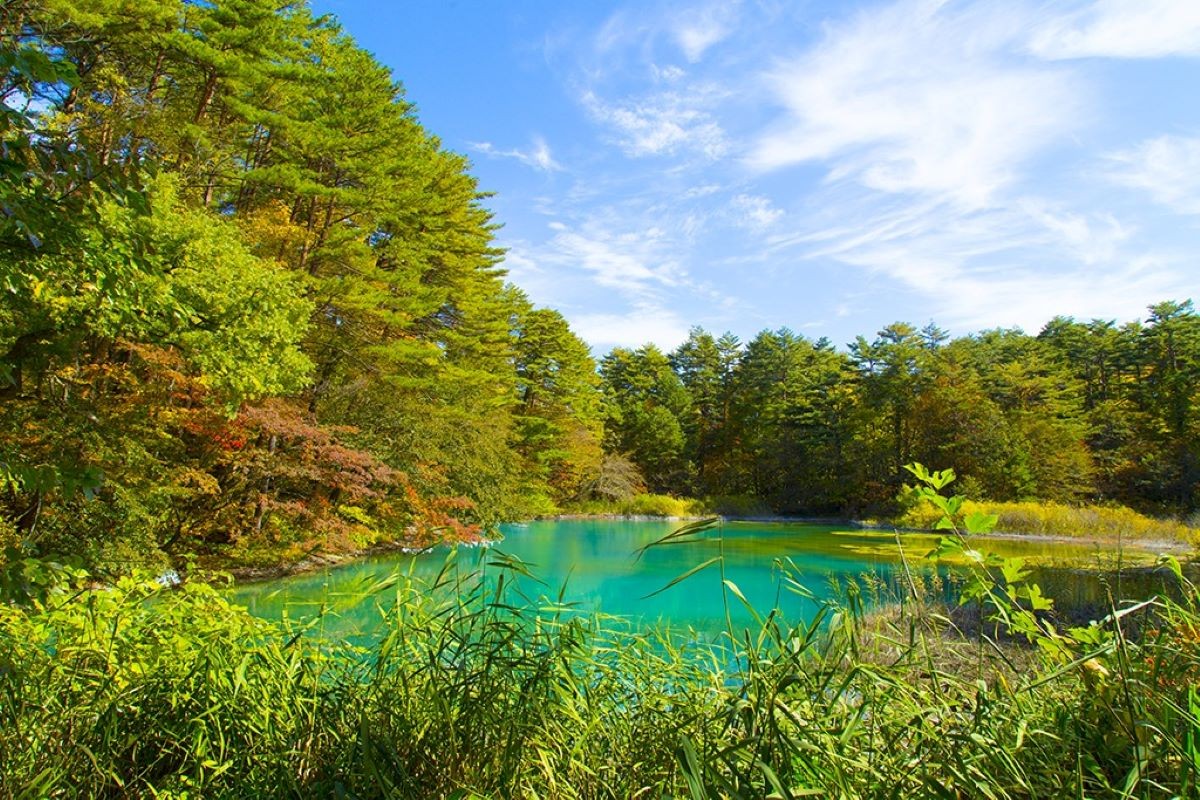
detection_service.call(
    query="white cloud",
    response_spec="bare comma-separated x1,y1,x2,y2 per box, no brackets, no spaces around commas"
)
651,64,687,82
749,0,1082,208
501,225,693,351
671,1,739,62
471,136,562,172
581,89,727,158
544,223,686,296
1019,199,1132,264
525,0,1198,346
773,191,1187,335
683,183,722,198
591,3,738,65
1030,0,1200,60
730,194,784,230
936,259,1186,333
1105,134,1200,215
569,306,691,350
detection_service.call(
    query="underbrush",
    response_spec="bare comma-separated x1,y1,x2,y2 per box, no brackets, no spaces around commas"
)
5,466,1200,798
702,493,775,517
896,496,1198,544
564,493,706,517
2,555,1199,797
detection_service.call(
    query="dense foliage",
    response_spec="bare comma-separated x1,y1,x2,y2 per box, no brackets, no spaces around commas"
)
602,311,1200,518
0,0,604,571
3,521,1199,798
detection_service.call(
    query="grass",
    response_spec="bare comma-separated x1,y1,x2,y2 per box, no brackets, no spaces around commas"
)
895,497,1199,545
3,536,1200,798
563,492,773,518
563,492,707,518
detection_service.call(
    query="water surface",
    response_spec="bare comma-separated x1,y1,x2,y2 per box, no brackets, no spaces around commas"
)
232,519,1166,638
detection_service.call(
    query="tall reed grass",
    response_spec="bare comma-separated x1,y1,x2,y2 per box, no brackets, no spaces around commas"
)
2,536,1199,798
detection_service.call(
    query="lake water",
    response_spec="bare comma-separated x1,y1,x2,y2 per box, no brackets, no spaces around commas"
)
231,519,1168,638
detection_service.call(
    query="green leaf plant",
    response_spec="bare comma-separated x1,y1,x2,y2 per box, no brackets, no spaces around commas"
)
905,462,1103,662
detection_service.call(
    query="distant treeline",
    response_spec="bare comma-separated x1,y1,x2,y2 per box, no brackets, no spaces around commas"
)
600,308,1199,518
1,2,1195,575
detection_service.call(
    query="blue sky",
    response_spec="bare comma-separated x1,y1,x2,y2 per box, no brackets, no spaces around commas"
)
316,0,1200,351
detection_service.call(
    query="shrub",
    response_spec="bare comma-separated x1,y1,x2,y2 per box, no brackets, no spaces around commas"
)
619,493,700,517
561,493,704,517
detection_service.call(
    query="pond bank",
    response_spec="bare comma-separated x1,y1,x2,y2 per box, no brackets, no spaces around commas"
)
852,520,1195,555
222,513,1191,585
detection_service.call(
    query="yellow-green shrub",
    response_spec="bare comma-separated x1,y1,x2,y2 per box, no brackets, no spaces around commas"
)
563,494,706,517
896,498,1197,544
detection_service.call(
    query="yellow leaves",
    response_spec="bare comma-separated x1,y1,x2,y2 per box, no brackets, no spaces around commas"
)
172,469,220,496
1081,657,1111,686
235,202,308,265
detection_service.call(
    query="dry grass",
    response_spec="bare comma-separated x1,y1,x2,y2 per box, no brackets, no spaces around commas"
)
898,498,1198,545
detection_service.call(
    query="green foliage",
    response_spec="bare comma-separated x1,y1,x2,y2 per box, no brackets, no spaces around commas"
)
568,493,704,518
702,493,774,517
2,0,1197,577
5,525,1200,797
0,0,610,569
905,462,1064,646
611,302,1200,520
511,295,605,503
600,345,692,492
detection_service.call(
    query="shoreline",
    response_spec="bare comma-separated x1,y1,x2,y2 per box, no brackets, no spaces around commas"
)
222,514,1193,584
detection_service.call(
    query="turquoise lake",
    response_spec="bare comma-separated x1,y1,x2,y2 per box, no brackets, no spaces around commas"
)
231,519,1165,639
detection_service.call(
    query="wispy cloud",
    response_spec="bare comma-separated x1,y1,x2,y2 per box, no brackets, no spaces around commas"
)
581,89,727,158
546,222,686,295
504,0,1199,348
500,218,696,350
749,0,1083,208
731,0,1195,335
471,136,563,172
670,1,740,62
730,193,783,230
1029,0,1200,60
771,190,1187,335
1105,134,1200,215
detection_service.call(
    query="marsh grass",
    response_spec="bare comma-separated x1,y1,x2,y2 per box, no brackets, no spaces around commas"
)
2,529,1200,798
896,498,1198,546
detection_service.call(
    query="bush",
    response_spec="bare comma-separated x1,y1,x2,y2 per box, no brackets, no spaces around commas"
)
4,549,1200,798
618,493,701,517
562,493,705,517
